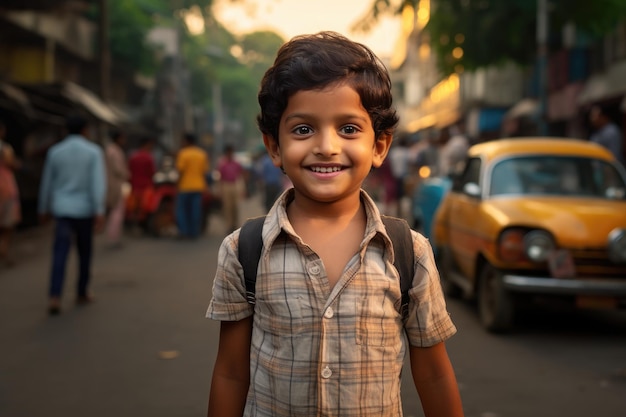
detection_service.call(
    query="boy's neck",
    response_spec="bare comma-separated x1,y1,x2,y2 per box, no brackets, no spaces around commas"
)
286,190,364,224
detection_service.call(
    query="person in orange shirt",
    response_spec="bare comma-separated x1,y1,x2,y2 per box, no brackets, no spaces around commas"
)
175,133,209,238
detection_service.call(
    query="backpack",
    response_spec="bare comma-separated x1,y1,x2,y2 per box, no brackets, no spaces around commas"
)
238,215,415,319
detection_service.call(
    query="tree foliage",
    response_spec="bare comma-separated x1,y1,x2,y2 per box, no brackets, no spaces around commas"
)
87,1,284,143
358,0,626,75
352,0,418,33
427,0,626,75
184,25,285,141
87,0,214,75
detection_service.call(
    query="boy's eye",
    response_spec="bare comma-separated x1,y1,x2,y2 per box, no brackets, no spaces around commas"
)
293,125,312,135
340,125,359,135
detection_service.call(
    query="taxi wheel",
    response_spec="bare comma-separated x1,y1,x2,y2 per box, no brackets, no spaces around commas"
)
437,247,463,299
478,263,514,333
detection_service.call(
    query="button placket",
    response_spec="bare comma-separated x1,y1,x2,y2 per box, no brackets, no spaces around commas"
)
308,263,321,275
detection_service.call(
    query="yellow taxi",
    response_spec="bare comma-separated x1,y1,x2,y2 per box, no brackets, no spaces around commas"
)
433,138,626,332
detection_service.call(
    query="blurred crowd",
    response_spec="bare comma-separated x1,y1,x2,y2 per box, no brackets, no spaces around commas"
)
365,122,471,223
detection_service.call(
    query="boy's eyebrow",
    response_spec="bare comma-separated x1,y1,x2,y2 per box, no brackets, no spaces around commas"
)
284,112,370,123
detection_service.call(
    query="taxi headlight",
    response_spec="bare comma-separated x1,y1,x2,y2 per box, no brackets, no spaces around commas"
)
608,229,626,263
523,230,555,262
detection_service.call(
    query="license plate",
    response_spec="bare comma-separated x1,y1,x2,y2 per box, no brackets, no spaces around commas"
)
576,295,618,309
548,249,576,279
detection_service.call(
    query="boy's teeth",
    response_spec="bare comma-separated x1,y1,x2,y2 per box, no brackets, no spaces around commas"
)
311,166,341,173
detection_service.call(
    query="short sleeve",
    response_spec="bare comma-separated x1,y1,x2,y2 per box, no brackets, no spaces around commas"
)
206,231,254,321
404,231,457,347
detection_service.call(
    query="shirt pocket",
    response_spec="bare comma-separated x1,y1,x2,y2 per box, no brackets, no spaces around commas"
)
355,294,401,347
254,295,306,337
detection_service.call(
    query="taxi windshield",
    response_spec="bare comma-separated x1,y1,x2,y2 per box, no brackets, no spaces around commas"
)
489,156,626,199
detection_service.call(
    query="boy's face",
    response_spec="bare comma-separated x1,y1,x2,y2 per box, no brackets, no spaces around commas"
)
263,83,391,205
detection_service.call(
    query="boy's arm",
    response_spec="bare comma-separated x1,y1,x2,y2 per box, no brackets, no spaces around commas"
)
410,342,464,417
207,316,253,417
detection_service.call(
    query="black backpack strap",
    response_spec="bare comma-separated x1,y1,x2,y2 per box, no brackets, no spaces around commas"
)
381,216,415,320
238,214,414,315
238,216,266,305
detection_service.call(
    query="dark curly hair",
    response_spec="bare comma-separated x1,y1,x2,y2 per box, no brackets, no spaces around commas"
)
257,31,399,143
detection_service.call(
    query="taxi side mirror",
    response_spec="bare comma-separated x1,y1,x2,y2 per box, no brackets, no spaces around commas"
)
463,182,481,198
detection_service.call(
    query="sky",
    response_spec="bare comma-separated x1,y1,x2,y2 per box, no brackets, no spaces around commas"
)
212,0,402,58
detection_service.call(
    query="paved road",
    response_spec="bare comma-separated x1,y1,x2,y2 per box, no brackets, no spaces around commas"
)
1,194,625,417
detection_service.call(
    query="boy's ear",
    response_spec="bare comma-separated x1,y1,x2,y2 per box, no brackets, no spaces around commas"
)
262,134,282,167
371,133,393,168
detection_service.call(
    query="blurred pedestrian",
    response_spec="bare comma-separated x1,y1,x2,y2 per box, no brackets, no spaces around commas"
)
378,155,397,215
127,136,156,231
0,121,21,268
589,105,624,166
38,114,106,315
104,129,129,247
217,144,244,234
258,150,284,212
175,132,209,238
388,133,412,217
439,123,470,177
415,130,440,176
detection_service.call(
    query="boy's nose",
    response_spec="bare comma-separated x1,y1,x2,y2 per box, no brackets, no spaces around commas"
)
314,130,340,156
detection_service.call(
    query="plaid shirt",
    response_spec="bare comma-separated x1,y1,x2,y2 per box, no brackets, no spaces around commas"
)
207,189,456,417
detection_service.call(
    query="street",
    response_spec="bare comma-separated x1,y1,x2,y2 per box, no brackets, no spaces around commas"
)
1,194,625,417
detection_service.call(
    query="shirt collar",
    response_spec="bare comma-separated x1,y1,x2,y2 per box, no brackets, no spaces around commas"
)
65,134,88,142
262,188,395,257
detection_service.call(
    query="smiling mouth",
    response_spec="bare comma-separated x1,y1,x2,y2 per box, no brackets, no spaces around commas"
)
310,166,343,173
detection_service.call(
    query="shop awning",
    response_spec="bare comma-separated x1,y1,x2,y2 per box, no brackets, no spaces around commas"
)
504,98,538,119
405,109,460,133
61,82,119,125
577,60,626,106
0,82,30,110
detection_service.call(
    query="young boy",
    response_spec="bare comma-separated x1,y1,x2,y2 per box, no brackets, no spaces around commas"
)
206,31,464,417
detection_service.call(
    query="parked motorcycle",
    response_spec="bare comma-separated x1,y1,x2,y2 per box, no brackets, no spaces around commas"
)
127,156,217,237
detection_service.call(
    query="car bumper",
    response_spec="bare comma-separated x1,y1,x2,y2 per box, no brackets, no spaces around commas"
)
503,274,626,296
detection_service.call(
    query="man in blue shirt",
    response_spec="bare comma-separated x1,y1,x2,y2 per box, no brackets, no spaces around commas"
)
589,105,625,166
258,150,285,212
38,114,106,315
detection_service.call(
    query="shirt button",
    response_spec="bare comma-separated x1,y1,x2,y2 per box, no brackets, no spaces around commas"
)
324,307,334,319
308,264,321,275
321,366,332,379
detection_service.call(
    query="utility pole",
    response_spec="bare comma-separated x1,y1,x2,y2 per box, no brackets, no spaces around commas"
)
98,0,110,143
536,0,549,136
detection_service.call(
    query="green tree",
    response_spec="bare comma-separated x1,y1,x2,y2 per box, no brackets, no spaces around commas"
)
426,0,626,75
234,30,285,140
185,26,285,142
87,0,215,75
358,0,626,75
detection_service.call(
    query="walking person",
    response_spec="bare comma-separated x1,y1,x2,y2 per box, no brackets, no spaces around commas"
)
38,114,106,315
175,132,209,238
388,133,412,218
0,121,21,268
258,149,284,212
216,144,244,234
127,136,156,232
104,129,129,247
206,32,463,417
589,105,624,166
438,123,469,177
